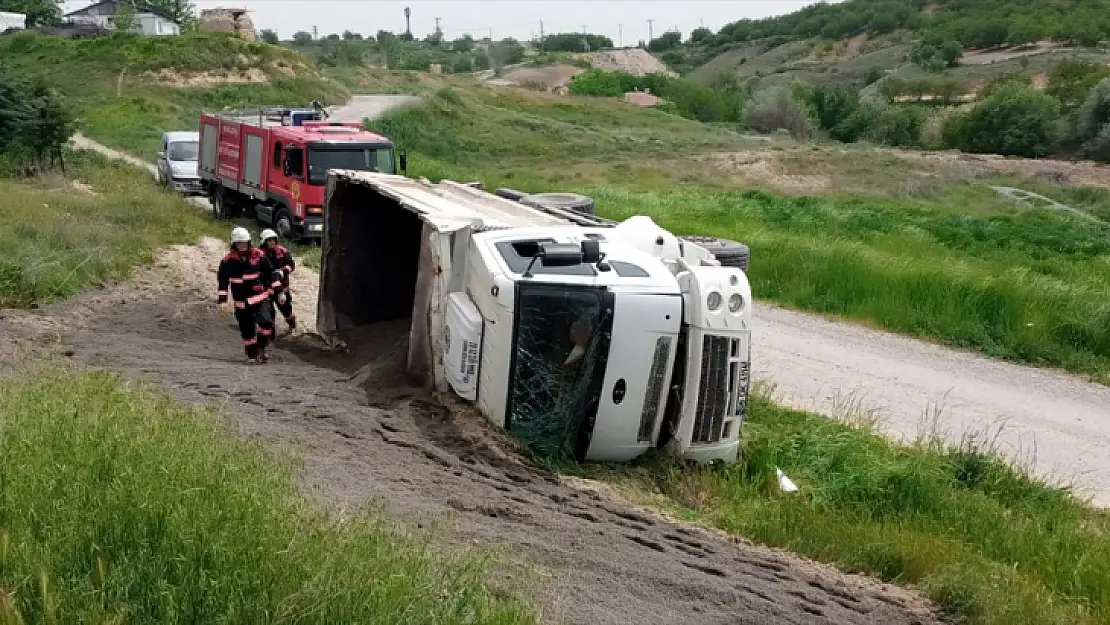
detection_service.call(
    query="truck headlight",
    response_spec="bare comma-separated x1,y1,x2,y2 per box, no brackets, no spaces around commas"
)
729,293,744,313
706,291,722,311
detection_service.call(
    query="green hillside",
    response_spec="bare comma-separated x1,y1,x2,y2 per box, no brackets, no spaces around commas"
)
0,31,348,156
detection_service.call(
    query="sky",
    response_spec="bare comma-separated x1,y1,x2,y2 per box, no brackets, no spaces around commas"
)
63,1,819,44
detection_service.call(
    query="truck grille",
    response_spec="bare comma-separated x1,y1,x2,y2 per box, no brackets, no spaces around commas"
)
637,336,672,442
693,335,730,444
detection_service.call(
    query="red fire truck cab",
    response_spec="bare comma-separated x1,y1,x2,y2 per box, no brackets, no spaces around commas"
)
198,109,402,241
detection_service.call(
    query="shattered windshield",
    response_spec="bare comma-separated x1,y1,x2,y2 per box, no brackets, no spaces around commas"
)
167,141,198,161
307,146,395,184
507,284,613,461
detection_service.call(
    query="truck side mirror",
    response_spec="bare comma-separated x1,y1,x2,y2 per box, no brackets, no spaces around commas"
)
399,151,408,175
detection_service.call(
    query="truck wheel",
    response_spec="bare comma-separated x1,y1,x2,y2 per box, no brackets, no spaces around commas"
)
494,187,528,201
680,236,751,273
273,209,294,239
211,188,228,220
520,192,596,216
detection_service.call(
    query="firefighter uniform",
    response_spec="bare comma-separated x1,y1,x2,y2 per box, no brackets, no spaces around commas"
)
217,235,283,362
260,229,297,331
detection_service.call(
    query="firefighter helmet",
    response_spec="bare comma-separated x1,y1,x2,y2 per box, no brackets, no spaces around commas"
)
230,227,251,244
260,228,279,242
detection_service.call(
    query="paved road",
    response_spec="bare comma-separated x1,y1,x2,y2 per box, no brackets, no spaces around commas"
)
71,94,1110,507
755,303,1110,506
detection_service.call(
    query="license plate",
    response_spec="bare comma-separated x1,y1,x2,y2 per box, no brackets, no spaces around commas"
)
309,224,322,232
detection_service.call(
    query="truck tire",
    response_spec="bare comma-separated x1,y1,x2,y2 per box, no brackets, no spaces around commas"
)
211,188,229,220
494,188,528,201
680,236,751,273
520,192,596,216
273,208,294,240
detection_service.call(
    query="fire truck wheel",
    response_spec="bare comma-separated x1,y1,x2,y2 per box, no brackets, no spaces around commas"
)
273,209,294,239
211,189,228,220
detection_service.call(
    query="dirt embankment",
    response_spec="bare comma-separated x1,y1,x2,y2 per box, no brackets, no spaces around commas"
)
0,238,947,625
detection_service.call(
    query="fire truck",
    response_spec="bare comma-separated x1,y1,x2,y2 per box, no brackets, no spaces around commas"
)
197,104,404,241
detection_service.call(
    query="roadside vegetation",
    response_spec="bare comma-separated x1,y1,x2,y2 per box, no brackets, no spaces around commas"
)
0,371,536,624
585,389,1110,625
372,86,1110,383
0,151,219,308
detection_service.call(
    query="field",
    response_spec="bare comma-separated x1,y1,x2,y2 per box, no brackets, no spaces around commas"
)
370,84,1110,383
0,370,535,624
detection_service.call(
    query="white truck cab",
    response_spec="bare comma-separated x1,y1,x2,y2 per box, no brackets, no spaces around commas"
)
317,172,753,465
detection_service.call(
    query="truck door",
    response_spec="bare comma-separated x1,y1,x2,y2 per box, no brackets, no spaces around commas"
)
584,293,682,462
270,144,304,211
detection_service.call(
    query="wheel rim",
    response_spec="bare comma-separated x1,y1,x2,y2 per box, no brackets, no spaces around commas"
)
276,216,292,237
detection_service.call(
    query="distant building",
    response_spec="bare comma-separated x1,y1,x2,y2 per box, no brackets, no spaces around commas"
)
0,11,26,33
64,1,181,36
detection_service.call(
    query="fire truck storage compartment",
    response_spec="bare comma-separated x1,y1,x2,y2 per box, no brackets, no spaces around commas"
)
241,130,266,190
199,121,219,175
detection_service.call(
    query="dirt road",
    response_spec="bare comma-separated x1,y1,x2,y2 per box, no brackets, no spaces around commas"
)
1,237,945,625
755,304,1110,507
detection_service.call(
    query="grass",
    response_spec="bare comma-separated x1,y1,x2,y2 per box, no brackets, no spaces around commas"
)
0,370,536,624
583,390,1110,625
372,86,1110,383
0,150,221,308
0,31,349,156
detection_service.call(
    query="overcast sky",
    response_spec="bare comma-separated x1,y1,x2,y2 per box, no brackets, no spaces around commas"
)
64,1,819,44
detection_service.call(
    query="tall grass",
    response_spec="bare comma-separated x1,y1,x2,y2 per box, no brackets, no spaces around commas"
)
0,151,221,308
590,391,1110,625
0,371,535,623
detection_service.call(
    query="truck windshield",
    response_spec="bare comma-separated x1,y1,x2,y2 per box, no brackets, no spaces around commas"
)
307,146,395,184
168,141,198,161
506,283,614,461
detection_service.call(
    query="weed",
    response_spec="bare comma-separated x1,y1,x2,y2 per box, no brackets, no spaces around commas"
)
0,371,535,624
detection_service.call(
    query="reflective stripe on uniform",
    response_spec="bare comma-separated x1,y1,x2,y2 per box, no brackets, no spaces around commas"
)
244,337,257,346
247,292,269,305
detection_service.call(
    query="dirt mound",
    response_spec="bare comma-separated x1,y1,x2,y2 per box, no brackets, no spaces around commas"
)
0,241,947,625
199,7,257,41
581,48,676,76
496,65,584,89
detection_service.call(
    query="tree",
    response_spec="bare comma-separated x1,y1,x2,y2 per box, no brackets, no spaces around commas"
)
1078,77,1110,143
0,68,74,171
452,34,474,53
376,30,394,45
1006,16,1043,47
489,38,526,69
144,0,195,27
939,41,963,68
689,27,712,43
0,0,62,27
112,0,136,32
947,84,1060,157
292,31,312,44
260,29,279,44
744,86,814,139
1048,58,1110,112
342,30,362,40
647,31,682,52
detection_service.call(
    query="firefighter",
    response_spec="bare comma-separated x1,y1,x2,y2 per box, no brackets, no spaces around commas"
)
259,228,297,333
217,227,284,364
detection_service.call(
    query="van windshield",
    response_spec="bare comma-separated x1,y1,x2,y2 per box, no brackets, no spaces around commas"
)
307,145,395,185
167,141,198,161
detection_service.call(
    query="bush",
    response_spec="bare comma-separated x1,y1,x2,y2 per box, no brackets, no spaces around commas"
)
0,65,75,170
1048,58,1110,112
568,68,628,98
945,84,1060,157
867,106,924,147
744,86,814,139
1078,77,1110,144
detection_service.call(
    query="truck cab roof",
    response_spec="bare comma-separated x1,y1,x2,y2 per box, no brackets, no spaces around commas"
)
271,122,391,145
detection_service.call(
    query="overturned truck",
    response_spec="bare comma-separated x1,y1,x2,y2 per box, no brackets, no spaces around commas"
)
317,171,753,463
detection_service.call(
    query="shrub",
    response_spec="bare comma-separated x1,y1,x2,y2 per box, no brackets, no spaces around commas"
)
744,86,814,139
1078,77,1110,143
945,84,1060,157
1047,58,1110,112
568,69,627,98
868,106,925,147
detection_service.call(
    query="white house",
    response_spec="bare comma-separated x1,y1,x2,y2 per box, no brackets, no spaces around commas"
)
64,0,181,36
0,11,26,32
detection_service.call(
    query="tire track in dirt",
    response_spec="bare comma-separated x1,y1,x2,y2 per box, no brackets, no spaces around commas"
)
0,239,948,625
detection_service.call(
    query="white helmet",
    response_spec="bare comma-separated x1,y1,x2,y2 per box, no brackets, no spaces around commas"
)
230,227,251,244
260,229,279,242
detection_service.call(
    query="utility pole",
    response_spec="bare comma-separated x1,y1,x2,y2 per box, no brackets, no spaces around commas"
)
618,24,623,47
647,19,654,41
434,17,441,33
538,19,544,50
312,25,317,39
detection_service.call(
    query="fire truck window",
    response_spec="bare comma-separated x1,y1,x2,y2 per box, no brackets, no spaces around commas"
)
284,147,304,179
307,147,396,185
272,142,282,168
